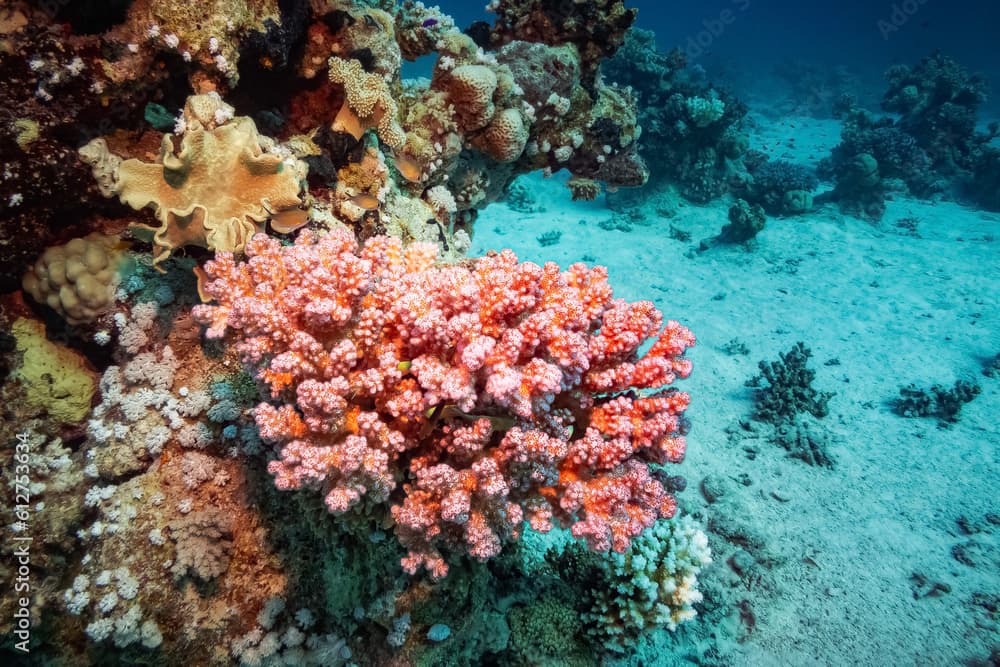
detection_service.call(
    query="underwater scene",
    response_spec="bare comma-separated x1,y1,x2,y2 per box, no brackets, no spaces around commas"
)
1,0,998,665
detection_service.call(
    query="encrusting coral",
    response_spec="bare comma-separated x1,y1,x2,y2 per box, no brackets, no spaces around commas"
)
10,317,97,424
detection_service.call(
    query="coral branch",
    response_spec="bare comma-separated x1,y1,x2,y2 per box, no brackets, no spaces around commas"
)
194,229,694,577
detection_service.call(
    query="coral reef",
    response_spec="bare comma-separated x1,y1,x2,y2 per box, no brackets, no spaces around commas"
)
881,52,990,174
0,1,715,664
3,0,649,289
818,104,937,221
489,0,637,87
602,29,749,203
820,53,999,219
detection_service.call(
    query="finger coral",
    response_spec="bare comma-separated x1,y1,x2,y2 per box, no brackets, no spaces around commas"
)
328,56,406,150
582,513,712,649
193,228,695,578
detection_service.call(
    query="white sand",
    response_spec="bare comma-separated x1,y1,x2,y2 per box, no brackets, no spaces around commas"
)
472,115,1000,665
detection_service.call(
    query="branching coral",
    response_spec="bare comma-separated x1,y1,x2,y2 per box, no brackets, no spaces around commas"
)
193,228,695,578
549,513,711,651
749,342,834,425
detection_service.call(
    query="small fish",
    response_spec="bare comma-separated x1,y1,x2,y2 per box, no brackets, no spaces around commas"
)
393,153,423,183
349,193,380,210
421,18,438,28
419,403,517,439
269,207,310,234
439,404,516,432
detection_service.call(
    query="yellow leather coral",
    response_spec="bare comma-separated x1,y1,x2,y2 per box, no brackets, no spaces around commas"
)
79,94,309,267
22,233,124,325
12,318,97,423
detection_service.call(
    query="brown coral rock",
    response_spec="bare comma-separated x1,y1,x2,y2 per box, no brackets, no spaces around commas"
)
328,56,406,149
489,0,637,86
472,107,529,163
446,64,499,131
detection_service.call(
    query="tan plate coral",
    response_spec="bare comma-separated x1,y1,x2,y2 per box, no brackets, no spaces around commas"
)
79,93,309,268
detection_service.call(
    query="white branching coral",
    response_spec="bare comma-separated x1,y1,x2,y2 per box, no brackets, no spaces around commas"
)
585,513,711,650
685,95,726,128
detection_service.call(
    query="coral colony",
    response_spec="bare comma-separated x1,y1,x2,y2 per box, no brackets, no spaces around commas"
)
1,1,712,664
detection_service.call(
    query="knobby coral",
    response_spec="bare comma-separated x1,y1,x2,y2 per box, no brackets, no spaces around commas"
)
193,228,695,578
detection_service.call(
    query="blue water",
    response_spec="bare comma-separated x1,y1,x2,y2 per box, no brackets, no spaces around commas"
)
437,0,1000,114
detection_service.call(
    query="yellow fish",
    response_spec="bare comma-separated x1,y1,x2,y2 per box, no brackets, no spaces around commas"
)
349,193,380,210
393,153,423,183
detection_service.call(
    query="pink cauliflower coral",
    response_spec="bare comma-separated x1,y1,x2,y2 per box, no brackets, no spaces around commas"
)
193,228,694,578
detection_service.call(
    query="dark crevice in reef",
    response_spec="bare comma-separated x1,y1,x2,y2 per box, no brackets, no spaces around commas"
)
229,1,311,126
35,0,134,35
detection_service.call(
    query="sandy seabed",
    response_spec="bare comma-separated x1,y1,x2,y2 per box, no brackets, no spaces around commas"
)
473,114,1000,666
